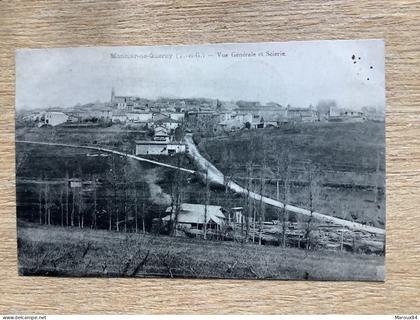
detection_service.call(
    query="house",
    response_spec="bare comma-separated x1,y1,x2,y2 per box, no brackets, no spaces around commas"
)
327,106,367,122
340,110,366,122
112,96,128,109
111,111,127,123
168,112,185,121
67,115,80,123
98,108,113,120
152,112,168,122
361,106,385,122
162,203,227,234
186,110,215,119
234,104,287,121
217,118,245,132
287,107,318,122
111,88,143,111
234,112,253,124
218,112,233,122
135,140,186,156
126,112,153,123
154,117,180,130
39,112,69,127
153,126,171,142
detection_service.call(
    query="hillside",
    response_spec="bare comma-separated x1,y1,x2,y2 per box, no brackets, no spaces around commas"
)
196,121,385,227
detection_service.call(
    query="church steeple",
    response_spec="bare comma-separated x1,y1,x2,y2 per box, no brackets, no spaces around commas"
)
111,87,115,103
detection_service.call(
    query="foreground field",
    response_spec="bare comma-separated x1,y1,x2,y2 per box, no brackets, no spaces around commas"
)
18,223,384,281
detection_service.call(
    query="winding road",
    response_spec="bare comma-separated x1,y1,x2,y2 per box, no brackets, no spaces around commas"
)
184,134,385,235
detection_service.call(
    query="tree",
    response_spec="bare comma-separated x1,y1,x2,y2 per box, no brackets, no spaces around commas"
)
203,165,210,240
43,183,49,225
171,154,184,236
277,155,290,248
133,182,148,234
71,182,75,227
316,99,336,116
244,162,253,242
77,185,84,228
65,172,69,226
304,163,320,250
134,187,139,233
38,177,43,224
258,174,265,245
174,126,184,142
107,155,120,231
60,188,64,226
91,175,97,229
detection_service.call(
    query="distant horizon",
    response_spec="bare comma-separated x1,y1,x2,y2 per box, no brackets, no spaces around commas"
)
16,93,384,113
16,40,385,112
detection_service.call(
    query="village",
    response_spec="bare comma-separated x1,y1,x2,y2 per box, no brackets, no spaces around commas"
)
15,89,386,255
20,88,384,155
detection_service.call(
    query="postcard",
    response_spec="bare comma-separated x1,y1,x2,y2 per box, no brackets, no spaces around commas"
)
15,40,385,280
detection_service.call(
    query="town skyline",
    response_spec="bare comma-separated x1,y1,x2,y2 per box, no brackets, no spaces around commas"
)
16,91,384,114
16,40,385,111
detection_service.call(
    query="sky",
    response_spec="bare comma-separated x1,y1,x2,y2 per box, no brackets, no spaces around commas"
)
16,40,385,111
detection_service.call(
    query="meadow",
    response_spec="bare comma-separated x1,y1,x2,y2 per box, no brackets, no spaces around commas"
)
18,223,384,280
196,121,386,227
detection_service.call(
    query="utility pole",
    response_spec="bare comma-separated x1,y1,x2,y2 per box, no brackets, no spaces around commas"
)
71,185,75,227
92,175,97,229
60,188,64,226
173,154,183,236
142,201,146,233
65,172,69,226
258,174,265,246
135,187,138,233
124,182,128,233
276,162,281,246
204,164,210,240
245,162,253,242
38,181,42,225
282,156,290,248
252,198,256,243
43,183,48,225
305,163,315,250
141,182,146,234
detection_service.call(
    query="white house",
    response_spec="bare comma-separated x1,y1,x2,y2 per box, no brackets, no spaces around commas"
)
111,111,127,123
162,203,227,232
126,112,153,123
135,140,186,156
154,117,180,130
39,112,69,127
168,112,185,121
287,107,318,122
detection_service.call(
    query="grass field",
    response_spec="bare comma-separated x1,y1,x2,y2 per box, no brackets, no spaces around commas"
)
18,223,384,280
16,124,144,153
197,121,386,227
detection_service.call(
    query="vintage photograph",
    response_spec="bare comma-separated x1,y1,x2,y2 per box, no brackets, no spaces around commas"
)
15,40,385,280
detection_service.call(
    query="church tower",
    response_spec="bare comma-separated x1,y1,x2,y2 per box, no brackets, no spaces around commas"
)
111,87,115,103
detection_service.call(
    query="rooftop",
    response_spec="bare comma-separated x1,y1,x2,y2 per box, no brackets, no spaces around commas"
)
135,140,185,145
162,203,226,225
